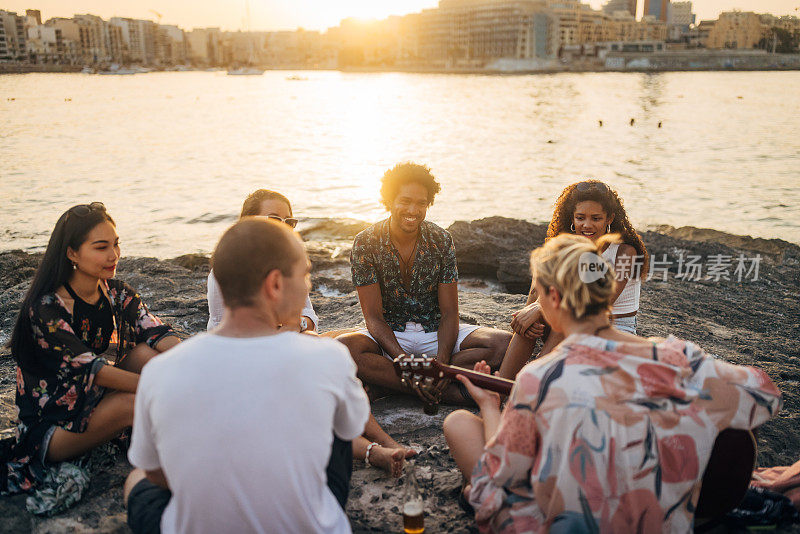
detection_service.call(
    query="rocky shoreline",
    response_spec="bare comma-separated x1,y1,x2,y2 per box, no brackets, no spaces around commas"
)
1,217,799,533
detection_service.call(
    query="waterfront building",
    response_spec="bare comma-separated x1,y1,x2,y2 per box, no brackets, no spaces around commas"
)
602,0,636,18
707,11,765,49
668,2,695,26
26,23,65,63
605,11,667,42
222,31,264,65
410,0,559,67
643,0,669,22
110,18,158,64
159,25,188,65
186,27,224,66
55,14,125,64
667,1,695,41
692,19,715,47
327,17,406,66
0,10,27,62
546,0,609,48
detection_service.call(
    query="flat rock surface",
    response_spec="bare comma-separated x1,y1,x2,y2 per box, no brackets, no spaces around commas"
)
1,218,799,533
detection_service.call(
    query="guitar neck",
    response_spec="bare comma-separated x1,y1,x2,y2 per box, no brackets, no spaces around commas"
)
438,364,515,396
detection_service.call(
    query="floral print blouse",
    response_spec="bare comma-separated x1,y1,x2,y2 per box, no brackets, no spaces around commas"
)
4,279,173,494
351,218,458,333
469,334,782,533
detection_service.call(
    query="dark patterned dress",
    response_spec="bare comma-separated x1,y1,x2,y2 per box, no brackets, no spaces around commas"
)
4,278,173,495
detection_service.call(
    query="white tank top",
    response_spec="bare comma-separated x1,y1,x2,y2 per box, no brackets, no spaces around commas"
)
601,243,640,314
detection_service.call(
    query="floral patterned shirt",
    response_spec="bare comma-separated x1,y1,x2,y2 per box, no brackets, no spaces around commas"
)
350,218,458,333
5,279,173,494
469,334,782,533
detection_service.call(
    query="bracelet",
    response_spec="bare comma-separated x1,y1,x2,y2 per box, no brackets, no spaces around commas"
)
365,442,379,467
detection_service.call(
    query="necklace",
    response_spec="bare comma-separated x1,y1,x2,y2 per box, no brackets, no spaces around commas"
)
391,234,418,290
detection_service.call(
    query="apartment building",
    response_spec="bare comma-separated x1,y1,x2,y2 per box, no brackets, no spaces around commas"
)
110,18,158,64
605,11,667,42
667,1,695,41
547,0,609,47
26,23,64,63
159,25,187,65
186,27,224,65
707,11,764,49
65,14,125,64
0,10,27,61
413,0,558,66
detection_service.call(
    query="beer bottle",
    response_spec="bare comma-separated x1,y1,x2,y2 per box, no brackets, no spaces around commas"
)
402,462,424,534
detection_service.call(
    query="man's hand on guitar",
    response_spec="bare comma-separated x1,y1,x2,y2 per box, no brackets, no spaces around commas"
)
394,354,447,405
410,371,448,406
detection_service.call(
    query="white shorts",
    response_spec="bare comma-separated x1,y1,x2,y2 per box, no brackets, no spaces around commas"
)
358,321,482,360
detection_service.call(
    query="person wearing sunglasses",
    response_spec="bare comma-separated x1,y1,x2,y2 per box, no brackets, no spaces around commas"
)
3,202,180,511
207,189,316,333
498,180,650,379
207,189,417,478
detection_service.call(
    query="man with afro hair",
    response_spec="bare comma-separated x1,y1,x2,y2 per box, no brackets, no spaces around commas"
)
337,163,511,404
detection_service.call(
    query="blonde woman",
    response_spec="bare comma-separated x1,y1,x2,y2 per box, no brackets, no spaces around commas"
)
443,234,781,533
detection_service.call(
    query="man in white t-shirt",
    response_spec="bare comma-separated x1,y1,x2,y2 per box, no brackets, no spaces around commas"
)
123,218,370,534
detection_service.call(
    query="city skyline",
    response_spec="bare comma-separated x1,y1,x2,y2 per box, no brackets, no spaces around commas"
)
2,0,799,32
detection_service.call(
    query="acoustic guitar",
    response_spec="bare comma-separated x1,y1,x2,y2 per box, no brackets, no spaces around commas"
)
392,353,755,519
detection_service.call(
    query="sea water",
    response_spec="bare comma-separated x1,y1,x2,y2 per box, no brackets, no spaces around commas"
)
1,70,798,257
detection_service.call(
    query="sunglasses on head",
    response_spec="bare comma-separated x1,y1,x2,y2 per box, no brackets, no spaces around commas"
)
263,215,299,228
67,202,106,220
575,181,609,193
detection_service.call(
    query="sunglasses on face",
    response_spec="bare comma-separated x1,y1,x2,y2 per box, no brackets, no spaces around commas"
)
263,215,299,228
575,181,609,193
67,201,106,220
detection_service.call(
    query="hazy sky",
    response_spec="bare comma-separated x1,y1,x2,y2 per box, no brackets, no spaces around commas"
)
4,0,799,31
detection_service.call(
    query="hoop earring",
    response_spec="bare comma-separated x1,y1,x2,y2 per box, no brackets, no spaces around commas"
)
607,224,611,233
570,223,575,233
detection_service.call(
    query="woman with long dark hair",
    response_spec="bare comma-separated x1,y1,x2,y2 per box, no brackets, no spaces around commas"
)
3,202,179,506
499,180,649,379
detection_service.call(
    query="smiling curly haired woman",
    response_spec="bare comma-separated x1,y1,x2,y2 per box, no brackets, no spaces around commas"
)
498,180,650,380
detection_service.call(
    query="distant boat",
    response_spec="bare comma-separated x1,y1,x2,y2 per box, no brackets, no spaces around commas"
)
226,66,264,76
80,66,94,74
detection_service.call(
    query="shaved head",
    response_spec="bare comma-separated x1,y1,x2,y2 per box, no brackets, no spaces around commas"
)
212,218,304,309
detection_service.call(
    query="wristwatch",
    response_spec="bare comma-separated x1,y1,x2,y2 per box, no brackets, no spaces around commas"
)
299,317,309,332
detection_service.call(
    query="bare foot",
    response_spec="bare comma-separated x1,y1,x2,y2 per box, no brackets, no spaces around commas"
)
370,446,410,478
380,438,418,459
